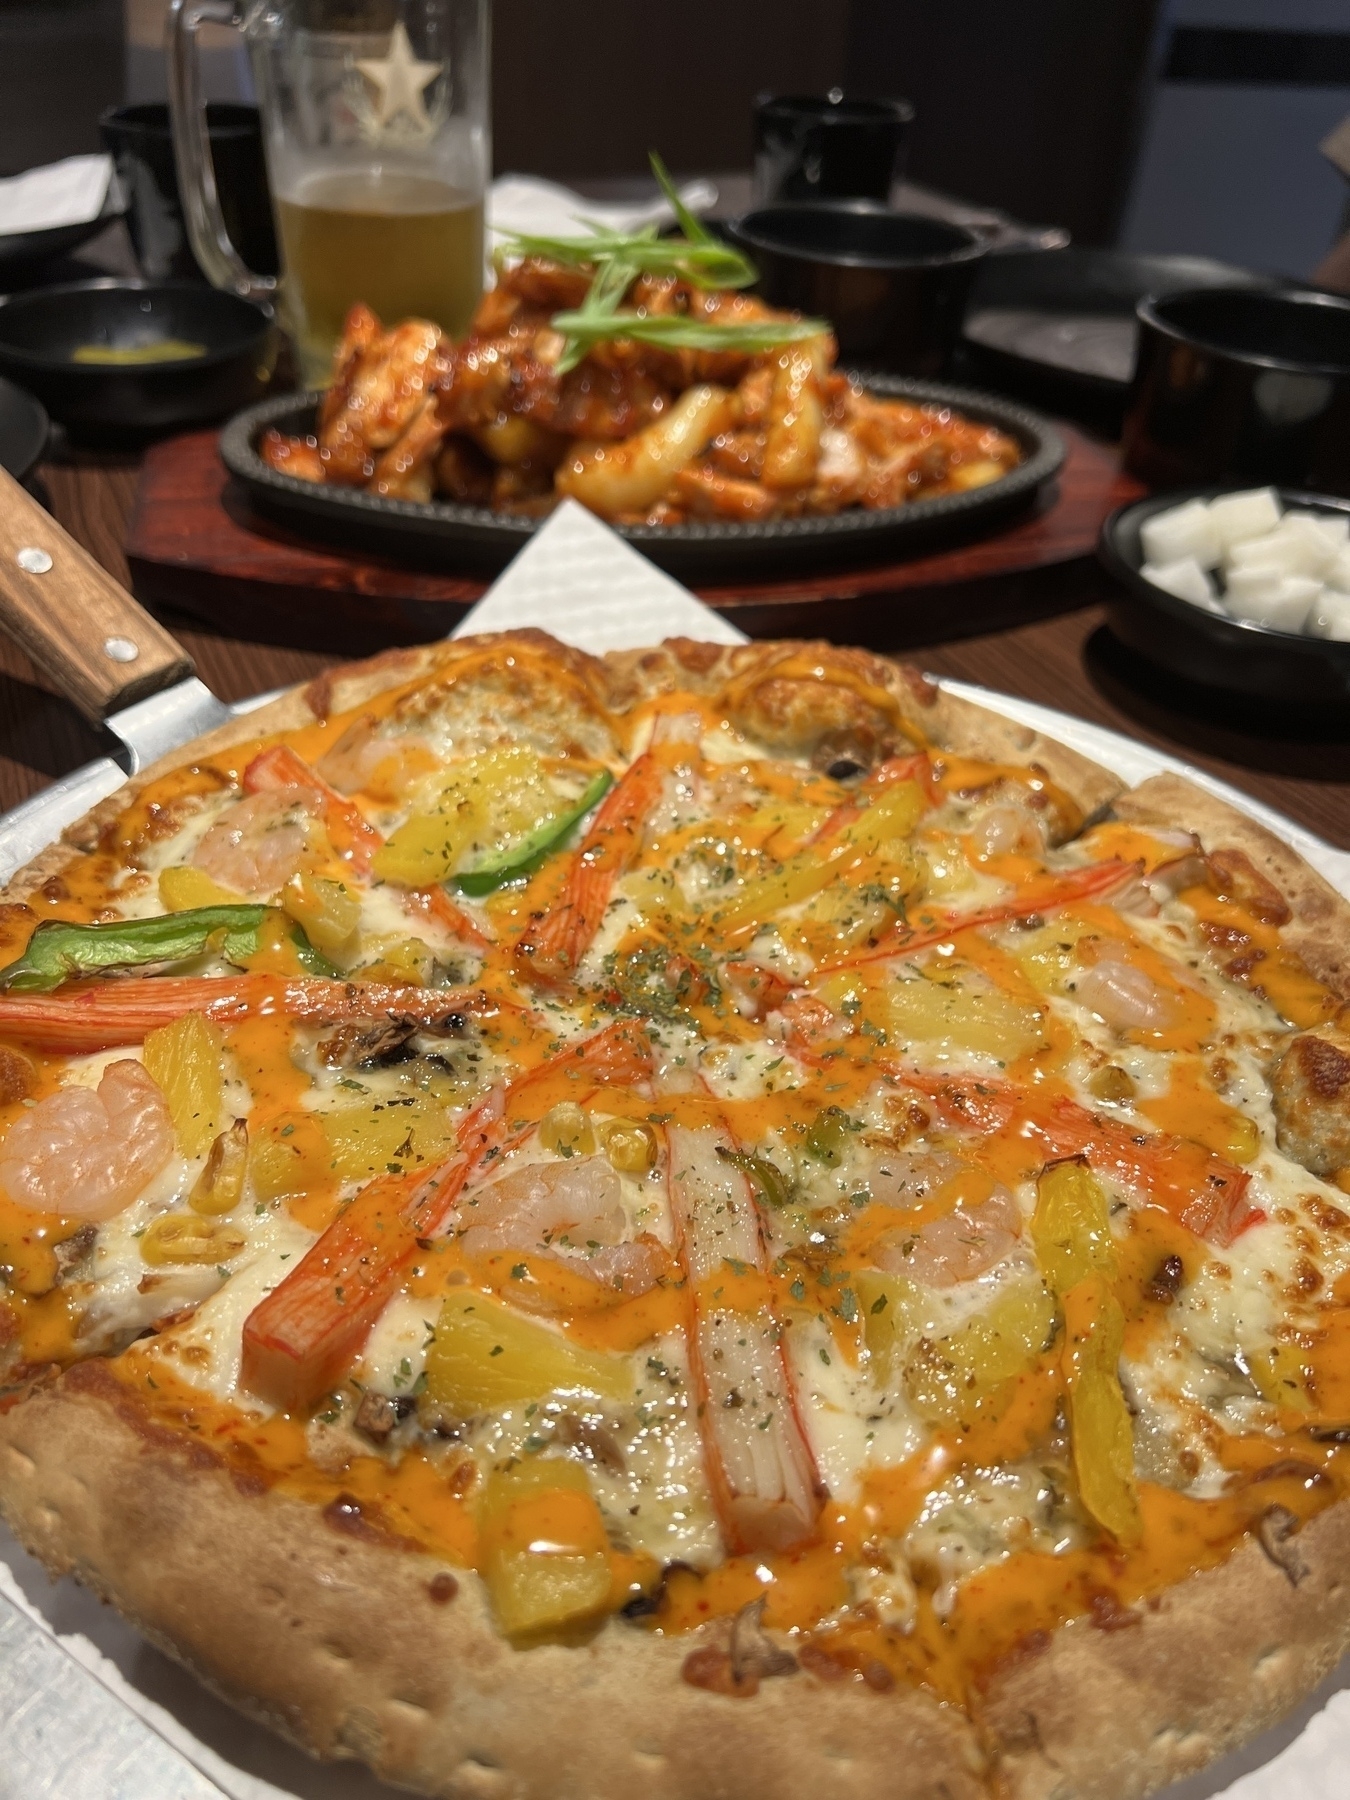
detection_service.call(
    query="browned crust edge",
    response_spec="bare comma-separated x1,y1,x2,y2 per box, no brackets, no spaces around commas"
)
977,1497,1350,1800
1112,771,1350,1003
0,1373,985,1800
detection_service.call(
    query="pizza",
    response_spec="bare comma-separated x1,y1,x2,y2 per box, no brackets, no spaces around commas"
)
1,631,1349,1800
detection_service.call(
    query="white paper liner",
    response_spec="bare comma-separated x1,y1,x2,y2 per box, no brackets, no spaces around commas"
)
3,503,1348,1799
0,153,112,236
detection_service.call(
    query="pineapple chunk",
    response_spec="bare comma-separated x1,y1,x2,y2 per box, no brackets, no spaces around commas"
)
372,748,557,887
249,1111,332,1200
477,1459,613,1637
321,1095,457,1183
281,872,360,957
358,935,438,987
158,864,240,910
903,1278,1056,1428
425,1291,632,1414
885,967,1046,1064
539,1102,595,1158
141,1012,224,1158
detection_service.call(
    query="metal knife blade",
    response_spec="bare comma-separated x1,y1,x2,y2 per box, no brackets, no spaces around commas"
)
107,676,234,775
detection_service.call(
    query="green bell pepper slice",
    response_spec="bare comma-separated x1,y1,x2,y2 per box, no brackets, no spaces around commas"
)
454,769,614,898
0,905,270,993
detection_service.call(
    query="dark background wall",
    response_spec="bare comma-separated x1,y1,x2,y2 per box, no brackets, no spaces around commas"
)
490,0,852,180
0,0,123,175
844,0,1163,244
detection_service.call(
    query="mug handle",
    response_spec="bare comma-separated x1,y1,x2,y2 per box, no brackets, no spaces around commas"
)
166,0,276,304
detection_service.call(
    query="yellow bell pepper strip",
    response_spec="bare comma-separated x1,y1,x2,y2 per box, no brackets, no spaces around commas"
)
813,857,1141,976
455,769,613,897
240,1019,654,1411
0,974,491,1052
0,906,269,992
665,1097,822,1554
1032,1160,1141,1545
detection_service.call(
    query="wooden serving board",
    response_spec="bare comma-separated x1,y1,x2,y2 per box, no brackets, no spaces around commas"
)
124,422,1145,655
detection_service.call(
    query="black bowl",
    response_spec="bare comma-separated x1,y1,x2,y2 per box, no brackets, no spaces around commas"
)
1122,286,1350,496
752,92,914,205
961,248,1271,430
729,203,987,377
1098,485,1350,706
0,279,278,439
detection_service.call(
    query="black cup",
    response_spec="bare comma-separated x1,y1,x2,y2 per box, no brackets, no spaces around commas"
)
1122,285,1350,497
100,102,279,284
753,91,914,206
730,203,987,377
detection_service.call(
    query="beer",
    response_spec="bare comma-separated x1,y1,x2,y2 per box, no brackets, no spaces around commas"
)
275,170,484,383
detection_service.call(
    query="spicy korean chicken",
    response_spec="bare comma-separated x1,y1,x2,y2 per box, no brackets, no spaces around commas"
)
261,223,1022,525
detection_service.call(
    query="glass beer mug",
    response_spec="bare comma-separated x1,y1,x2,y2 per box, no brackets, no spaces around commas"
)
168,0,490,383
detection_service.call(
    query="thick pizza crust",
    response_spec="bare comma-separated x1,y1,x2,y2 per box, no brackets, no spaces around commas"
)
2,635,1347,1800
1112,772,1350,1004
978,1497,1350,1800
0,1369,986,1800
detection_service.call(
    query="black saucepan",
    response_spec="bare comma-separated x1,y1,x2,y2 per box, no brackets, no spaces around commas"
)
1098,485,1350,706
0,279,278,439
729,203,987,377
1121,286,1350,496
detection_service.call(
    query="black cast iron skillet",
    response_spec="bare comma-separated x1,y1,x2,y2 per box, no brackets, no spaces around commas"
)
221,375,1064,582
1098,485,1350,707
0,279,278,441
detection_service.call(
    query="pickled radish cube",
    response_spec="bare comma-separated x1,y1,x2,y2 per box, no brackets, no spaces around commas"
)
1274,515,1339,577
1208,487,1281,550
1326,547,1350,594
1228,575,1320,632
1288,508,1349,547
1227,529,1312,578
1140,557,1218,607
1139,500,1220,570
1224,564,1287,605
1307,590,1350,640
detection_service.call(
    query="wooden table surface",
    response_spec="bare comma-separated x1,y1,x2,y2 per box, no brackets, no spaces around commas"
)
1,446,1346,851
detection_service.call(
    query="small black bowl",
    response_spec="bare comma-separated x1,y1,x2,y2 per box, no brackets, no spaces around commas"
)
1098,485,1350,707
0,279,278,439
1122,286,1350,497
752,92,914,205
729,203,988,377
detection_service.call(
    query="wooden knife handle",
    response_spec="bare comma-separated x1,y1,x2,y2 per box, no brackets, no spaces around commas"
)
0,465,194,723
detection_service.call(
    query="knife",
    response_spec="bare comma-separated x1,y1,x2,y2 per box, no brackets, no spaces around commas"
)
0,465,237,881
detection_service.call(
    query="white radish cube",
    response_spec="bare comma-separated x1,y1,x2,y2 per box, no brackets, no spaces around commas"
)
1308,590,1350,641
1224,564,1288,605
1139,500,1221,570
1208,487,1282,550
1227,529,1313,578
1140,557,1217,607
1288,508,1350,547
1276,514,1339,576
1325,547,1350,594
1228,575,1320,633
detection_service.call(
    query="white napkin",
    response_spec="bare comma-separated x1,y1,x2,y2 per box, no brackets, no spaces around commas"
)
487,171,718,251
0,152,112,237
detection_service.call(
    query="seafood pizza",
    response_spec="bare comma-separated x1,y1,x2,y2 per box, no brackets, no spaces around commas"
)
1,633,1349,1800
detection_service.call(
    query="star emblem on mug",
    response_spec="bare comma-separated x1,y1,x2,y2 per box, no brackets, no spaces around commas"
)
355,22,441,138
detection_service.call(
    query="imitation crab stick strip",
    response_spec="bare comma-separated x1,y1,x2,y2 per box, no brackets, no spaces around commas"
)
0,975,489,1052
897,1071,1256,1246
514,751,667,986
811,752,936,843
665,1109,822,1553
240,1019,654,1410
245,743,492,948
814,857,1141,976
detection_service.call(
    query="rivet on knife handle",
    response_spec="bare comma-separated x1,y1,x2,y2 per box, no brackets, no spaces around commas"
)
0,466,194,724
